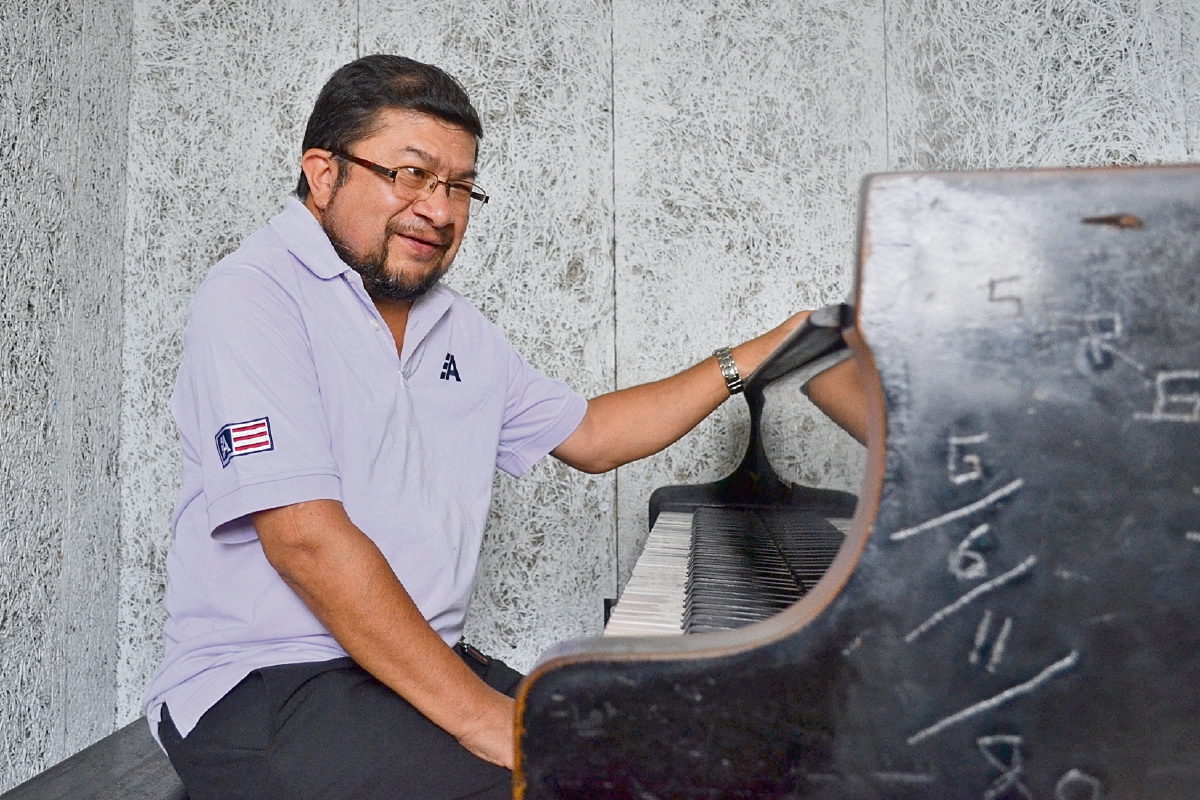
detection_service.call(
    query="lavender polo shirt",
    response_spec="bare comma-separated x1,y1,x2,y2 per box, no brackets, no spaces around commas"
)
143,197,587,741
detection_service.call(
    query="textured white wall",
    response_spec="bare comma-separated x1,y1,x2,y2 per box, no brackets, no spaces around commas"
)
885,0,1190,170
1187,3,1200,155
0,0,131,792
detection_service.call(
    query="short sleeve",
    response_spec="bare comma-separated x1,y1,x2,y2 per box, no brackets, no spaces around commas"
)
495,348,587,477
175,267,341,541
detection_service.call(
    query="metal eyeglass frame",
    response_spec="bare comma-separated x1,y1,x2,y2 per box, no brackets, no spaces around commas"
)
329,149,489,213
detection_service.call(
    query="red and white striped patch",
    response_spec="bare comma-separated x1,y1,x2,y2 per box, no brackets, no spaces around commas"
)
215,417,274,467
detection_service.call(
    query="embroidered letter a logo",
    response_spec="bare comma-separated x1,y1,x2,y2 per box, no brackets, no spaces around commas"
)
440,353,461,382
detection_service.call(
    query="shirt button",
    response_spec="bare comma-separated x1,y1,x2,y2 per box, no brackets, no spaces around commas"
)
371,320,380,331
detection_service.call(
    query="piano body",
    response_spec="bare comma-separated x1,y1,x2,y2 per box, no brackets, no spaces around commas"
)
516,165,1200,798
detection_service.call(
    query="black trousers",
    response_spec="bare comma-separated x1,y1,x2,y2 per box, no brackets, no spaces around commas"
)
159,644,523,800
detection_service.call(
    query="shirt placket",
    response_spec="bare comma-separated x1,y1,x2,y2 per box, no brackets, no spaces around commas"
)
344,274,404,377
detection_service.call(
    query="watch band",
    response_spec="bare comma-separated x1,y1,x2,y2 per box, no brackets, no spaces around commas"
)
713,347,744,395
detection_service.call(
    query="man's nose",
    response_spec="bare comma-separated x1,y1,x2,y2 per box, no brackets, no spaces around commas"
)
411,184,455,226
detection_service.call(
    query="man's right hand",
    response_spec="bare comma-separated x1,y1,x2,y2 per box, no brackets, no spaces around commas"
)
252,500,517,770
454,692,517,769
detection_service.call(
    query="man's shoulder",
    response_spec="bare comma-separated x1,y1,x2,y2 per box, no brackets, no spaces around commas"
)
185,222,311,330
434,287,522,358
439,284,479,318
439,285,502,333
207,221,297,286
197,198,341,300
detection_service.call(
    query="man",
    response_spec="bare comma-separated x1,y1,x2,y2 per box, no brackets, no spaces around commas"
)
144,55,865,800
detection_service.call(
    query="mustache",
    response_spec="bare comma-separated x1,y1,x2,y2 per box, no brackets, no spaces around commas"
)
386,220,451,248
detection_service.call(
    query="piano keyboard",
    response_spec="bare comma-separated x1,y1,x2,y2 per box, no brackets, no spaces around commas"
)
605,508,852,636
603,512,692,636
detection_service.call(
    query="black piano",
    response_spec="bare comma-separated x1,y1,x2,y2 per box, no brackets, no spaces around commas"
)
515,165,1200,798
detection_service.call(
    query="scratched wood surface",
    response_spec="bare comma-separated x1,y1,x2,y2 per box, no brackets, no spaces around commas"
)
515,165,1200,799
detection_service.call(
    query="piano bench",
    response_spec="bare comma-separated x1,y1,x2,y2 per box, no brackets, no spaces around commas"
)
0,719,186,800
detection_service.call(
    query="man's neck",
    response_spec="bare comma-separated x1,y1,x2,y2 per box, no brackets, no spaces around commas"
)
374,297,413,359
303,194,413,357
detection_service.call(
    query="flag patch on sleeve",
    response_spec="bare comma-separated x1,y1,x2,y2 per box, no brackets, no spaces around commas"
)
215,417,274,468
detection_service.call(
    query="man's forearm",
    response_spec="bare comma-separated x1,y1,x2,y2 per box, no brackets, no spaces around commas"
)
802,354,867,444
252,500,515,768
553,309,870,472
553,310,823,472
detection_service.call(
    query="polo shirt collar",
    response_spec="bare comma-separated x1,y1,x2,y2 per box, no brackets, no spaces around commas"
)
269,196,351,280
268,196,456,365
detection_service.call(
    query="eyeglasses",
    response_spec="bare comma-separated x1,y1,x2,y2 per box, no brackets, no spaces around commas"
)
329,150,489,216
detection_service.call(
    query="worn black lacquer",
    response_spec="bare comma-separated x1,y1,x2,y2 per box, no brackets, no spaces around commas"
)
518,166,1200,799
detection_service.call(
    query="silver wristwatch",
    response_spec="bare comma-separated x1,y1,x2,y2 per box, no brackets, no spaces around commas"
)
712,347,744,395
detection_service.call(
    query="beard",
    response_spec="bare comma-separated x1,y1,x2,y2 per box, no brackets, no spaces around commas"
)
322,210,452,303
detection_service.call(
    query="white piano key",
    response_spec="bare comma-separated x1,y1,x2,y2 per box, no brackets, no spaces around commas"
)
603,511,692,636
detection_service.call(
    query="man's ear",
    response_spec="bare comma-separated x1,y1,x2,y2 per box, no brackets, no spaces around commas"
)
301,149,339,211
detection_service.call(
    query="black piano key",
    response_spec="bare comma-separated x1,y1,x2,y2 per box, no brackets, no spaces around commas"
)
683,506,847,634
764,509,847,591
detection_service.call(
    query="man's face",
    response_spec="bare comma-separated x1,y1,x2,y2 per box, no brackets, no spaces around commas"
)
319,108,478,301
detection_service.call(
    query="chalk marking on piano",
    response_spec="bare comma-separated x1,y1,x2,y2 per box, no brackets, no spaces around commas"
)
1080,311,1123,371
988,276,1023,317
906,556,1037,643
969,610,1013,672
1102,345,1147,373
890,479,1025,542
986,617,1013,674
969,610,994,666
950,523,991,580
1054,568,1089,582
1084,610,1122,626
906,650,1080,746
1049,312,1145,374
949,433,989,485
872,772,936,785
977,735,1032,800
1186,532,1200,543
1055,768,1102,800
1081,312,1137,372
1072,311,1122,340
1134,369,1200,423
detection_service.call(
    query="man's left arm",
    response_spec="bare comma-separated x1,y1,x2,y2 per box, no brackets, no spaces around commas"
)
552,311,867,473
